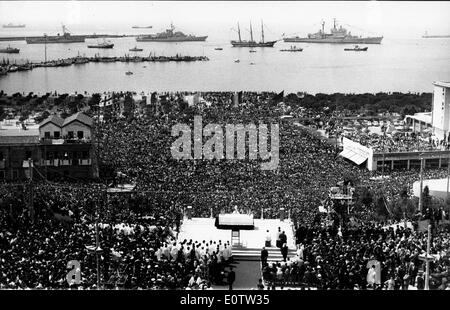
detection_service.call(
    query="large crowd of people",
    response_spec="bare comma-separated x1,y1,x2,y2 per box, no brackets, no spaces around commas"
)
263,224,450,290
1,91,449,290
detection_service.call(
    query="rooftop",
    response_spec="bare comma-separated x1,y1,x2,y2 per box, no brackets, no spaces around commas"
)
39,114,64,127
62,112,93,127
405,112,432,124
433,81,450,88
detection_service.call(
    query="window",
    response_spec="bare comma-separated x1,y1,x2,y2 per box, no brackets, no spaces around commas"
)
68,131,74,139
77,131,84,139
0,152,3,161
0,170,4,179
82,151,89,159
25,151,32,160
54,131,60,138
12,170,18,180
45,131,50,138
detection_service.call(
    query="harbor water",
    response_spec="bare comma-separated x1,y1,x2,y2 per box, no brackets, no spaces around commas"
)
0,25,450,94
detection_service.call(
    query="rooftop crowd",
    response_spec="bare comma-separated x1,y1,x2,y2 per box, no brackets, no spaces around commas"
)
1,91,449,289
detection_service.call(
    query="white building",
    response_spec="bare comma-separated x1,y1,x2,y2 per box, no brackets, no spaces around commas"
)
431,81,450,140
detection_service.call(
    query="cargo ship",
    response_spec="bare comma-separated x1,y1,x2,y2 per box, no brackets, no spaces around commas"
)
136,23,207,42
25,25,86,44
284,19,383,44
231,21,277,47
2,23,26,28
422,31,450,38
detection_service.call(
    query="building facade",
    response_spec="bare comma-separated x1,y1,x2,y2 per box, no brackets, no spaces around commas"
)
431,81,450,140
0,112,97,181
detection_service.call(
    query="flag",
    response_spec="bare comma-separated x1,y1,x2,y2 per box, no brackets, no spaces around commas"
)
272,90,284,102
53,212,73,224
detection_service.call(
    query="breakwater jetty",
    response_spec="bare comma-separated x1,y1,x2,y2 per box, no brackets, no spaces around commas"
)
0,54,209,75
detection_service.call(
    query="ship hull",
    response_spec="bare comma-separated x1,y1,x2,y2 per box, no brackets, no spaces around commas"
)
136,36,207,42
87,45,114,49
231,40,277,47
26,36,86,44
283,37,383,44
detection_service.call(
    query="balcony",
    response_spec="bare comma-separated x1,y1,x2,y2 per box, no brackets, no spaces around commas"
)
40,137,91,145
79,159,92,166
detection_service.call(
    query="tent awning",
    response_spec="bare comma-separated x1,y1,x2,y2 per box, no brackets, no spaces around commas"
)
340,149,368,165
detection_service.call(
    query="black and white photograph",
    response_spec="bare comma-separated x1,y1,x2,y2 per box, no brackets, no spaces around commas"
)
0,0,450,303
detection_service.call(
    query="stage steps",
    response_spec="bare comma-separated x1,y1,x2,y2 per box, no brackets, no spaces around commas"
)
232,246,297,262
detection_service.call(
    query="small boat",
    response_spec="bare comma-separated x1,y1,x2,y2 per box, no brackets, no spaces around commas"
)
344,45,368,51
249,49,257,53
0,46,20,54
125,71,133,75
129,46,143,52
234,59,240,63
132,26,152,29
17,63,33,71
88,40,114,49
280,45,303,52
214,47,223,50
0,66,7,75
250,62,255,65
8,65,19,72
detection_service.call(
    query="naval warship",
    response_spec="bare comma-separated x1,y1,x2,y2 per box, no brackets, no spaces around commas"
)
136,23,207,42
284,19,383,44
422,31,450,38
2,23,25,28
25,25,86,44
231,21,277,47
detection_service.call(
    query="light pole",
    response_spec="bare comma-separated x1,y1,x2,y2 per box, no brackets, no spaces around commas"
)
425,224,432,290
419,156,424,213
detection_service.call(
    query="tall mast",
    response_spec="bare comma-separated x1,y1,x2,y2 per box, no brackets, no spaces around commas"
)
261,20,264,43
250,21,253,42
333,18,336,29
237,22,241,42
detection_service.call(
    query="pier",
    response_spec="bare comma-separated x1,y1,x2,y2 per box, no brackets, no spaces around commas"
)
0,54,209,75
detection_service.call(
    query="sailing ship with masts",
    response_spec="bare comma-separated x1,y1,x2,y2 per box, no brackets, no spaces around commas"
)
231,20,277,47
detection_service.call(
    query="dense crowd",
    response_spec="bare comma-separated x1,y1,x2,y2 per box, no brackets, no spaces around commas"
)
343,131,446,153
262,224,450,290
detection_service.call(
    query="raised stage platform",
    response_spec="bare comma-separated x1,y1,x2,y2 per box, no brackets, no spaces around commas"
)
178,217,296,250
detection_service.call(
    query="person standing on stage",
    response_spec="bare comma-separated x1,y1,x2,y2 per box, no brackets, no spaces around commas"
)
265,230,272,247
261,247,269,266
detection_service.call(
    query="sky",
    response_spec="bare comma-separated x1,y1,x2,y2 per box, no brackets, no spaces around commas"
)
0,1,450,39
